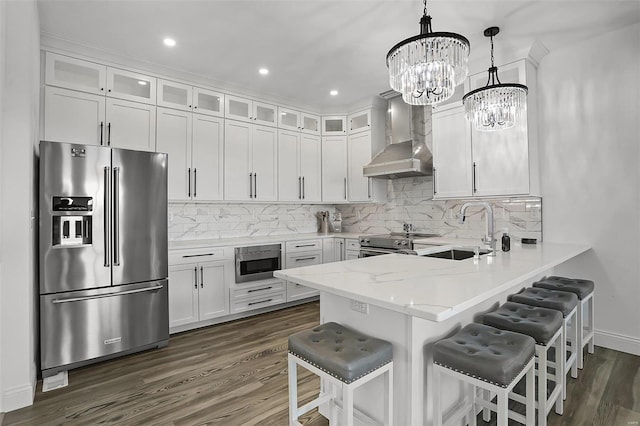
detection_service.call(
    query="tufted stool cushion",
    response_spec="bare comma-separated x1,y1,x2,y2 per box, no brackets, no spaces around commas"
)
533,276,594,300
288,322,393,384
482,302,563,345
508,287,578,317
433,323,535,387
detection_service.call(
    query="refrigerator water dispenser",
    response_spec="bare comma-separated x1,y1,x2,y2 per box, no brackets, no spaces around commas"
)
51,196,93,246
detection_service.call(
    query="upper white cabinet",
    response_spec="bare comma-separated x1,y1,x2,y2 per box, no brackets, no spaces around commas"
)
45,52,106,95
301,112,321,135
224,121,278,201
347,131,374,201
106,68,156,104
278,107,321,135
225,95,277,127
348,109,371,134
278,130,321,202
321,136,348,202
157,79,225,117
322,116,347,135
156,107,224,201
106,97,156,151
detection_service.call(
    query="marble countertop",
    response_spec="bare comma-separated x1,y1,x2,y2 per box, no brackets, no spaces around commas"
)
168,232,363,250
274,240,590,322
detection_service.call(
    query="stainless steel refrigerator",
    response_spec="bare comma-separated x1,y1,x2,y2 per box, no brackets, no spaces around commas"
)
39,140,169,378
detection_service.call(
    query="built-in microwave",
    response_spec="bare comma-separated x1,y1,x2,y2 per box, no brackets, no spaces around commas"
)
235,244,281,283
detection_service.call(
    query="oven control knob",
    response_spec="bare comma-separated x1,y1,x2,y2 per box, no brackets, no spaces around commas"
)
394,240,401,246
360,238,369,244
400,240,408,246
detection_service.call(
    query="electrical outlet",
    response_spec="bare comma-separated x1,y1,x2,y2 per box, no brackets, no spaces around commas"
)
351,299,369,314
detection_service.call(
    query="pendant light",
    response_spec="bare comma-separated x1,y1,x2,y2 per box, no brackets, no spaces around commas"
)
386,0,470,105
463,27,528,131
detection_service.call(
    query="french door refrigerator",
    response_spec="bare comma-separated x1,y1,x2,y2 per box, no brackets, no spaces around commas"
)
39,140,169,378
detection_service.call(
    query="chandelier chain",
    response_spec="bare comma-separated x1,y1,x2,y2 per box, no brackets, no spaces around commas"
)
423,0,427,17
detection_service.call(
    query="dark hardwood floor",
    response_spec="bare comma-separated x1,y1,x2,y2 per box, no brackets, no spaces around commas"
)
3,301,639,425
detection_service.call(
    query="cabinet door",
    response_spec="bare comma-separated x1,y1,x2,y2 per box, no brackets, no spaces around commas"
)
278,129,301,202
225,95,252,123
432,106,473,198
44,52,106,95
299,134,322,202
192,115,224,201
224,120,252,200
322,116,347,135
278,107,301,131
198,262,229,321
105,98,156,151
156,107,192,200
321,136,348,202
43,86,106,146
106,68,156,104
168,264,199,329
193,87,224,117
333,238,345,262
348,109,371,134
253,101,277,127
301,112,321,135
345,250,360,260
347,131,372,201
251,125,278,201
157,79,193,111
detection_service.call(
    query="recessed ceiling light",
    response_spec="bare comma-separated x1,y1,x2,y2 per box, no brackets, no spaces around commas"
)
163,38,176,47
330,90,339,96
138,81,148,86
259,68,269,75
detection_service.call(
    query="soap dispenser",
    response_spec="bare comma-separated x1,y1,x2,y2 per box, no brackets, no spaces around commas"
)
501,228,511,252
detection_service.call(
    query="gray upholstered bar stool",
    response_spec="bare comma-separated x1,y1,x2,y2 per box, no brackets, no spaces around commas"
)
482,302,564,426
533,276,595,369
433,323,536,426
288,322,393,426
508,287,579,400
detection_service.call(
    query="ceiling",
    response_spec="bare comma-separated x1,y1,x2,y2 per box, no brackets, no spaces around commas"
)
37,0,640,112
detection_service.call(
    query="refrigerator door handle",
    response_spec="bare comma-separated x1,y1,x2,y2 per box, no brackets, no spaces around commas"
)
188,168,191,198
104,166,111,267
113,166,120,266
51,285,164,304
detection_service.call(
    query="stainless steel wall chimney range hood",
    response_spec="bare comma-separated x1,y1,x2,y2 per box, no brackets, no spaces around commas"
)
363,93,433,179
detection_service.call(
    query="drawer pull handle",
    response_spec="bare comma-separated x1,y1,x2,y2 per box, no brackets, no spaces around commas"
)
182,253,216,258
247,286,273,293
295,244,316,248
295,257,316,261
248,298,273,306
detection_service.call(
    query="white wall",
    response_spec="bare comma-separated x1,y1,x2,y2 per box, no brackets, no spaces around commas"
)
538,23,640,355
0,0,40,412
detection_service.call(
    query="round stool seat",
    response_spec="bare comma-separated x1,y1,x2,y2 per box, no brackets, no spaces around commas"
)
509,287,578,317
288,322,393,384
533,276,594,300
433,323,535,387
483,302,563,345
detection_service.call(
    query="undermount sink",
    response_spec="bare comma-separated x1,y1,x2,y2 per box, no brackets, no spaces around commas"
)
422,248,491,261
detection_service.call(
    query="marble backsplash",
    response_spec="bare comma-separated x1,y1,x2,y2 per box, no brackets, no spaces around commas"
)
336,177,543,241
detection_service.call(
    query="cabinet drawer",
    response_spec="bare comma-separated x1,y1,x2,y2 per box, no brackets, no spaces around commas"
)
345,239,360,251
285,251,322,268
169,247,228,265
231,291,286,313
231,279,285,300
286,239,323,253
287,282,319,301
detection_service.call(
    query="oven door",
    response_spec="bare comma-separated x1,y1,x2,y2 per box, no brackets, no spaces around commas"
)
235,248,281,283
358,247,398,258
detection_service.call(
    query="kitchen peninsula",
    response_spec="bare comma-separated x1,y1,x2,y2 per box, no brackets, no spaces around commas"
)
275,240,590,425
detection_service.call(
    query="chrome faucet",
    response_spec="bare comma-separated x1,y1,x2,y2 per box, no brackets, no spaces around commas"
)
459,202,496,256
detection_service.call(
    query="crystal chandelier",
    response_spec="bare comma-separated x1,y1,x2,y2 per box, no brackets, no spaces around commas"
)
463,27,528,131
386,0,470,105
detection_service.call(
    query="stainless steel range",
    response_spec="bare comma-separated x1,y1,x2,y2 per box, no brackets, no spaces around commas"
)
359,232,441,257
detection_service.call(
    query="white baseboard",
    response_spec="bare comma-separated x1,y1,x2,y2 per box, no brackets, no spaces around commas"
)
2,380,35,413
595,329,640,356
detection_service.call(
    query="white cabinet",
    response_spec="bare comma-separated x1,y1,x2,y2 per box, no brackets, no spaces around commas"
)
278,107,301,131
322,115,347,135
225,95,277,127
106,97,156,151
156,107,223,201
348,109,371,134
157,79,225,117
224,120,278,201
106,68,156,104
168,248,232,331
301,112,321,135
230,278,287,313
45,52,106,95
321,136,348,202
348,131,374,202
284,239,322,301
278,130,321,202
432,105,473,198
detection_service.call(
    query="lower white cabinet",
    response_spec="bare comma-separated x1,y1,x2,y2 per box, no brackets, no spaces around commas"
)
168,248,232,331
285,239,322,301
345,238,361,260
230,278,287,313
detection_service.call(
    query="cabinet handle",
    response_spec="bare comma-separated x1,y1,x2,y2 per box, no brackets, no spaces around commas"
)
182,253,215,258
193,168,197,198
298,177,302,200
200,266,204,288
295,244,316,248
188,105,192,108
344,177,347,200
188,168,191,197
194,267,198,289
107,122,111,146
254,173,257,198
302,176,305,199
249,173,253,198
368,177,372,199
473,162,477,193
248,298,273,306
433,167,437,194
248,286,273,293
295,256,317,261
100,122,104,146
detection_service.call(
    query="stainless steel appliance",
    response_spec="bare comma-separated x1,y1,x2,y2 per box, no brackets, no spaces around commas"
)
359,232,440,257
235,244,281,283
39,141,169,378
